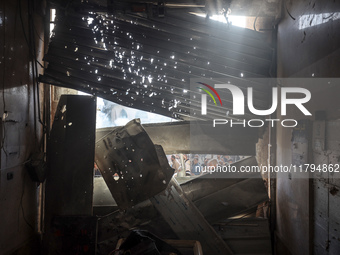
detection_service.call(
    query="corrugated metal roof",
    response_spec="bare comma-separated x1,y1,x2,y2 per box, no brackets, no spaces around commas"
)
40,4,275,120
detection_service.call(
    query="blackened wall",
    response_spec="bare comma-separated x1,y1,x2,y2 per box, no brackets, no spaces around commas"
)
0,0,45,254
276,0,340,254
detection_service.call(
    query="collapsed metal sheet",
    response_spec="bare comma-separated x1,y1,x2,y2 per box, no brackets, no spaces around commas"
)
181,157,269,224
151,179,233,255
94,121,270,255
95,119,174,209
93,158,268,224
96,120,259,155
96,122,191,154
40,3,274,121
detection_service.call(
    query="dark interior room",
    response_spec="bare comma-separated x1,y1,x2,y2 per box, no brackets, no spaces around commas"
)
1,0,340,254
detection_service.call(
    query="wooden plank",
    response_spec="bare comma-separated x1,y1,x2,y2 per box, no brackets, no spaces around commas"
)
326,120,340,184
328,151,340,187
45,95,96,217
329,190,340,255
44,95,97,254
214,218,271,239
327,121,340,152
314,223,329,255
313,121,326,152
314,181,329,229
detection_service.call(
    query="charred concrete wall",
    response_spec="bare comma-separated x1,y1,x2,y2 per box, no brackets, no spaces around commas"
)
0,0,45,254
276,0,340,254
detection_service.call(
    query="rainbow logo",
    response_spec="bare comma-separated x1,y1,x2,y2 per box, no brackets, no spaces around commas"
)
197,82,222,106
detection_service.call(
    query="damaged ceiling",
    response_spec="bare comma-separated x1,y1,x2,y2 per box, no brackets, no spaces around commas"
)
40,0,276,120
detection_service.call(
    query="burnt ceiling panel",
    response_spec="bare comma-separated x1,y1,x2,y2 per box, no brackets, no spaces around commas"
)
40,2,275,120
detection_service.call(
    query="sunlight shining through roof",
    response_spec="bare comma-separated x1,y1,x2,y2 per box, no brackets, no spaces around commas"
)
190,12,247,28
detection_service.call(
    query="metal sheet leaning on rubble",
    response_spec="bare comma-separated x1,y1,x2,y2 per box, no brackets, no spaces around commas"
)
181,156,269,224
95,119,174,209
151,139,233,254
151,178,234,255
